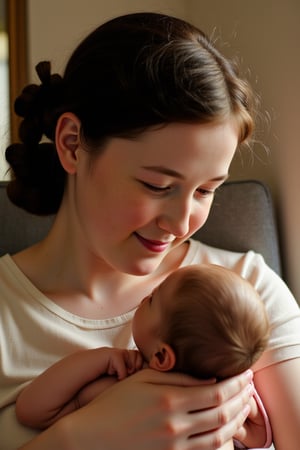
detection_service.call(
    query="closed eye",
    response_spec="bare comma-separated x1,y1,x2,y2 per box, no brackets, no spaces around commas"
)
196,187,215,197
140,181,171,193
195,188,216,199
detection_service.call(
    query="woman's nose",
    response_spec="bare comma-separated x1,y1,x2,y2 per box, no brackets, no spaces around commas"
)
157,198,191,238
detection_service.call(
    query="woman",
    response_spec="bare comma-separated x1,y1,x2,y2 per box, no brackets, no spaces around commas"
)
1,12,300,450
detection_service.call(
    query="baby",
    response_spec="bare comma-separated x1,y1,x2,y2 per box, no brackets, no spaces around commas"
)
16,264,271,449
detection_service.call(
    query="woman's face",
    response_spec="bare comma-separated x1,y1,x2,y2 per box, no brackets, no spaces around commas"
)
73,121,238,275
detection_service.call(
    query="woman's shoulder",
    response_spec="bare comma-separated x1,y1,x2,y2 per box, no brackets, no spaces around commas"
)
0,254,37,311
182,238,297,307
0,253,19,282
182,238,266,272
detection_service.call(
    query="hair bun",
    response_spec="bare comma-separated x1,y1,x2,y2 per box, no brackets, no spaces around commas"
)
14,61,64,143
36,61,52,84
36,61,63,88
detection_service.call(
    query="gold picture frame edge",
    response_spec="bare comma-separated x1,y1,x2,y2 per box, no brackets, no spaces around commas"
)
7,0,28,143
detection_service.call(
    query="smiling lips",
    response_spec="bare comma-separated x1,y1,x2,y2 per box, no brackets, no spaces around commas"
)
135,233,172,253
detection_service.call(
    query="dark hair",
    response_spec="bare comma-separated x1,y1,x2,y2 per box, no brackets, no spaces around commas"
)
6,12,256,215
162,265,270,379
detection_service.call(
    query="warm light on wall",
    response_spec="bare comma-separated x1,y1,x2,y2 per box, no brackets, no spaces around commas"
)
0,30,9,179
0,30,7,58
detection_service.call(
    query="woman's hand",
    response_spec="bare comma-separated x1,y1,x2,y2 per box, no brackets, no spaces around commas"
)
233,395,267,448
21,368,253,450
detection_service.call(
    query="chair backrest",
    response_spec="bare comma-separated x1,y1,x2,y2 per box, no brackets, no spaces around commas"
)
0,179,282,275
193,180,282,275
0,181,54,256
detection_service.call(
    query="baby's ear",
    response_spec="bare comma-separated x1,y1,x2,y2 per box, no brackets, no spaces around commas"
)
149,343,176,372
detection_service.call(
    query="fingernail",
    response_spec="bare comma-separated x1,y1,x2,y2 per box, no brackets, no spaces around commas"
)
246,383,254,396
245,369,253,381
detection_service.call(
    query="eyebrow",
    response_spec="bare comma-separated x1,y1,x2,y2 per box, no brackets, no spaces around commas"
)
141,165,229,182
141,165,184,179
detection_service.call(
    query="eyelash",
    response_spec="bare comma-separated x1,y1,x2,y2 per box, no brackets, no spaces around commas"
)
141,181,214,198
141,182,170,192
196,188,215,197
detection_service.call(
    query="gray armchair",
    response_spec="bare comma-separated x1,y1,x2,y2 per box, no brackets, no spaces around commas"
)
0,180,282,276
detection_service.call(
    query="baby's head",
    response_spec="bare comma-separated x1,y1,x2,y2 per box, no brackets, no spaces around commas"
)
132,264,270,378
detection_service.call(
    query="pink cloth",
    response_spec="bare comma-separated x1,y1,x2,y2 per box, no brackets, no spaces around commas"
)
234,385,272,449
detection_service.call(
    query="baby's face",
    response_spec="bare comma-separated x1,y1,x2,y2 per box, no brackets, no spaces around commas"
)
132,289,162,362
132,274,178,361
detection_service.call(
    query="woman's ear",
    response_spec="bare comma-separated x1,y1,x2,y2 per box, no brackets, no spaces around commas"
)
149,343,176,372
55,112,82,174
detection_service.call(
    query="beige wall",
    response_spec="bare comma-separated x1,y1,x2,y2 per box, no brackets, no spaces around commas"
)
27,0,300,301
27,0,186,75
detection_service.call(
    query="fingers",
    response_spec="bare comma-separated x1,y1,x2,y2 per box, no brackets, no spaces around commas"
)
186,403,251,450
189,370,254,411
149,384,252,450
127,369,254,449
187,383,253,434
134,368,253,410
125,350,144,373
109,349,144,380
66,367,254,450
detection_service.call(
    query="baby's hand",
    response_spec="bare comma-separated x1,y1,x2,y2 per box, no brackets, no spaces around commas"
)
106,348,144,380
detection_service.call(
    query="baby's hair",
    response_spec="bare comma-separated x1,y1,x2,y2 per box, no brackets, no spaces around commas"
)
161,265,270,379
6,12,256,215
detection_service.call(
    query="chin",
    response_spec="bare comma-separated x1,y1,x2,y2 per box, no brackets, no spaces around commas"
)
109,250,165,276
125,260,162,276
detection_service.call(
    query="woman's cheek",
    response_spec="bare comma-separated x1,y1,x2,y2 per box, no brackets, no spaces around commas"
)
189,201,213,235
128,200,160,225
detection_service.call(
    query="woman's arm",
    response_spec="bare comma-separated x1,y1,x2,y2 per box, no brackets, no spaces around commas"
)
19,368,253,450
254,357,300,450
16,347,143,429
